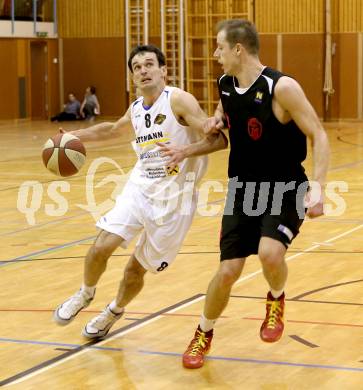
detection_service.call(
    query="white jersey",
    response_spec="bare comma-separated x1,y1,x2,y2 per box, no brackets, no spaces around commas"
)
129,86,208,201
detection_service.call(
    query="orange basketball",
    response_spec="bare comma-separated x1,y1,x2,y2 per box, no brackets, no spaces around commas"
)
42,133,86,177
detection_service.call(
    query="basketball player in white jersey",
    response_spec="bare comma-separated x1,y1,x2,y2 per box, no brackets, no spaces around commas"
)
53,45,228,338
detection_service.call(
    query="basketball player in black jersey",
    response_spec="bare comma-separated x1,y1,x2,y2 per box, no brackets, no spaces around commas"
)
180,19,330,368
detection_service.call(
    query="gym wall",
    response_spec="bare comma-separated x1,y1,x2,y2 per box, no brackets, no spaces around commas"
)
256,0,363,120
1,0,362,120
0,38,59,120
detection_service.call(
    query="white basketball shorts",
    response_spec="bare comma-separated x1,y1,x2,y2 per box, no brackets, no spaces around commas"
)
96,181,197,273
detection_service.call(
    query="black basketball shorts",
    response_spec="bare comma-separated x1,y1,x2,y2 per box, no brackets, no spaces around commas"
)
220,187,306,261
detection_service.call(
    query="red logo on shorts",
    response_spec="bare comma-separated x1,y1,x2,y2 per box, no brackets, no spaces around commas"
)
247,117,263,140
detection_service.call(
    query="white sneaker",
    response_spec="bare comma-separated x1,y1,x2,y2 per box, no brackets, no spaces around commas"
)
54,289,95,326
82,305,124,339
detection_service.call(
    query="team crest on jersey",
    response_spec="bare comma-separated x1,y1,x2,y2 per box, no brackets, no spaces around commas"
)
154,114,166,125
247,117,263,140
254,91,263,103
166,165,179,175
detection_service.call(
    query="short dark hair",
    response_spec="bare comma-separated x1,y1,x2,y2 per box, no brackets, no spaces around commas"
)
90,86,96,94
128,44,166,72
216,19,259,55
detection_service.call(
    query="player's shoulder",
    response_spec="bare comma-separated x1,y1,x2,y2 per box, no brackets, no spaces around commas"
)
275,75,302,96
262,66,300,92
131,95,143,107
217,73,233,86
129,96,143,116
169,87,196,106
274,76,306,109
168,86,188,98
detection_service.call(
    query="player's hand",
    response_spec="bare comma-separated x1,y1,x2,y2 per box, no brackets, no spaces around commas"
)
156,142,186,170
59,127,79,138
203,116,225,135
305,190,324,218
306,202,324,218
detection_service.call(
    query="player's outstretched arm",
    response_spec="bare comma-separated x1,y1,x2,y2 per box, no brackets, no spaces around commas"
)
169,89,228,155
275,76,330,218
157,130,228,169
62,107,132,142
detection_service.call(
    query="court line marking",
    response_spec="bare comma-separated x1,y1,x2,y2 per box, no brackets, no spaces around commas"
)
289,335,319,348
0,236,95,266
4,248,363,264
0,312,361,356
0,211,89,238
0,337,123,352
292,278,363,300
3,223,363,386
0,294,204,387
248,313,363,326
1,196,225,239
0,199,224,264
5,339,362,372
138,350,363,372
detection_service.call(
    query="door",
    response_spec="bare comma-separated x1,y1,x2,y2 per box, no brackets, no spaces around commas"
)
30,41,48,119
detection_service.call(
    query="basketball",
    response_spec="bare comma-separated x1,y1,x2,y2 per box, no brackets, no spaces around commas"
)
42,133,86,177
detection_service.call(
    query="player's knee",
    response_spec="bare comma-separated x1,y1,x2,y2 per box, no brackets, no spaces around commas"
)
258,246,283,268
91,242,113,261
124,267,144,285
217,266,240,287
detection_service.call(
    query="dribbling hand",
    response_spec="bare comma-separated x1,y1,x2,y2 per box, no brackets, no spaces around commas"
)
305,190,324,218
306,202,324,218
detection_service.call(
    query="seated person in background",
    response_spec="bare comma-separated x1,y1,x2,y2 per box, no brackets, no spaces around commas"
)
80,86,100,120
51,93,80,122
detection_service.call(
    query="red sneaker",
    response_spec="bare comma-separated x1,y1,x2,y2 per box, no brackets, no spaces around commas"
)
260,292,285,343
182,326,213,369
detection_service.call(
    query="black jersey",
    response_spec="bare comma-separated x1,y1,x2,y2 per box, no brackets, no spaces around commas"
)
218,67,307,183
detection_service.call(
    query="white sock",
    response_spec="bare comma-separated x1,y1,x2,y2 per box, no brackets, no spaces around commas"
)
81,284,96,298
199,314,217,332
270,288,284,299
109,299,124,314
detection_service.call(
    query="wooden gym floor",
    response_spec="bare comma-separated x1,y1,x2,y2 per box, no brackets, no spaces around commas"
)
0,119,362,389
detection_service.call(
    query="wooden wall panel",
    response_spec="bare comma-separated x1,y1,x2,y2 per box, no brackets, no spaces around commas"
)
47,40,60,117
0,38,60,120
16,40,30,118
259,34,278,69
255,0,324,33
55,0,363,121
332,0,363,33
30,41,48,119
338,33,358,118
360,32,363,119
62,38,127,117
331,0,339,33
328,32,341,119
254,0,363,34
0,40,18,119
328,33,358,119
150,1,161,37
16,40,27,77
282,34,325,117
58,0,124,38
